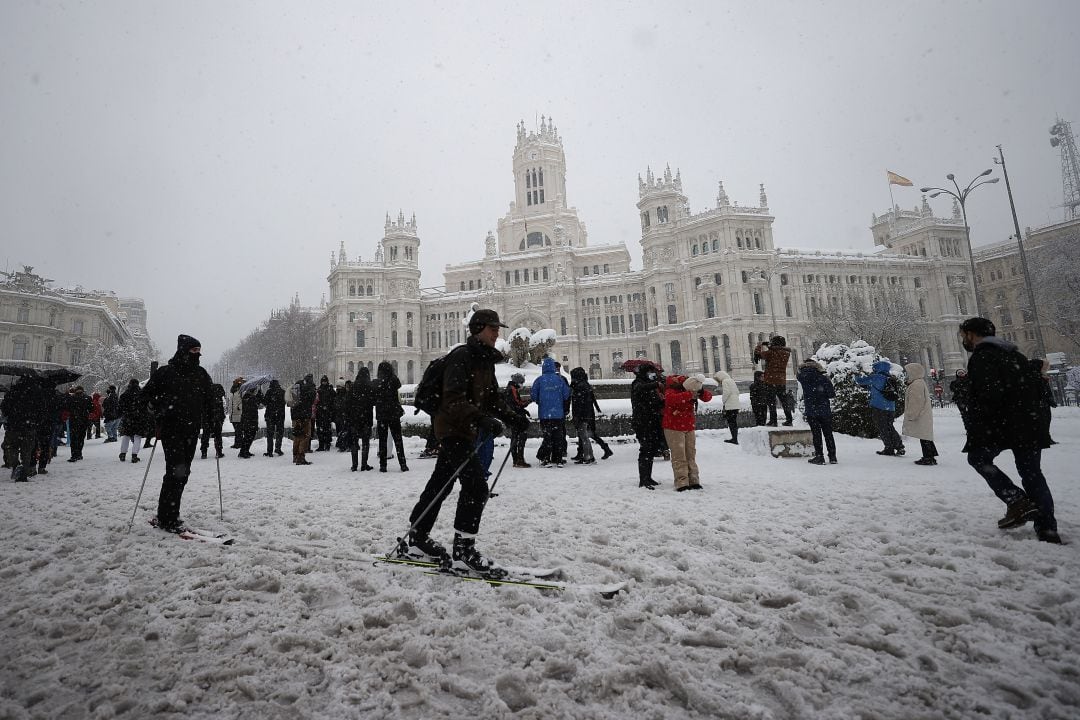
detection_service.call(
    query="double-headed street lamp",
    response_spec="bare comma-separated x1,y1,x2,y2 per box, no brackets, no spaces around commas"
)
920,170,1000,316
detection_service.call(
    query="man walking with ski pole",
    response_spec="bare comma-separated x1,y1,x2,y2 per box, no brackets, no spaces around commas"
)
401,309,527,571
141,334,214,532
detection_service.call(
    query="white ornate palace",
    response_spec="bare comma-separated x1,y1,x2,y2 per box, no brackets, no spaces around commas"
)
317,119,973,384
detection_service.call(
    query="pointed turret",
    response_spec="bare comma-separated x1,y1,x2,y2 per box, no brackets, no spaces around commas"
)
717,181,730,207
759,183,768,209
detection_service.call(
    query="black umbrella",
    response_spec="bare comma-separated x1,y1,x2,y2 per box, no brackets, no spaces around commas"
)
0,364,40,378
39,368,81,385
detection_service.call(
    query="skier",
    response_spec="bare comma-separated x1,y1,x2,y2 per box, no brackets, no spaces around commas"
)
262,379,286,457
630,365,664,490
959,317,1060,543
902,362,938,466
797,359,837,465
373,362,408,472
140,334,213,532
346,366,375,472
713,370,742,444
402,309,526,570
200,382,227,459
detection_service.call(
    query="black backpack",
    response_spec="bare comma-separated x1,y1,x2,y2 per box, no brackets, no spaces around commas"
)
881,375,901,402
413,354,451,415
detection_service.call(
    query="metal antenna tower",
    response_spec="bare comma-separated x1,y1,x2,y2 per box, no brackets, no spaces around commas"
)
1049,117,1080,220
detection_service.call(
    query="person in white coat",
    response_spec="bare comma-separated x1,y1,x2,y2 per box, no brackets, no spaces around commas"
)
713,371,742,444
228,377,245,448
902,362,938,466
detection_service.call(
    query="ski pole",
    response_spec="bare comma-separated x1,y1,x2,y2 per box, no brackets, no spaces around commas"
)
216,452,224,520
386,440,482,559
125,438,159,533
487,445,514,499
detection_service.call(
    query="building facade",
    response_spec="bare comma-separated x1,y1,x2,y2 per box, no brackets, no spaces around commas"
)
319,121,972,383
0,266,142,371
973,216,1080,363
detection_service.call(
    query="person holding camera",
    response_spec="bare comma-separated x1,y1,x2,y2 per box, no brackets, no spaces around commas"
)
754,336,793,426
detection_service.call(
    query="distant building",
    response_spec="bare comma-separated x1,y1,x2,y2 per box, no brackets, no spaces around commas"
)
319,120,974,382
973,216,1080,363
0,266,145,370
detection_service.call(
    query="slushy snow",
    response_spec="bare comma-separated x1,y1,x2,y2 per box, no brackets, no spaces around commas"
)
1,407,1077,719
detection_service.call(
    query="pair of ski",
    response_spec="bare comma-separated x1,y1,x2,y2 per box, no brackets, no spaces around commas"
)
148,517,235,545
373,552,628,598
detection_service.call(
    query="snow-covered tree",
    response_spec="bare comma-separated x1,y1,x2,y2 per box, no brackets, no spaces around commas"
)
1028,230,1080,353
528,329,557,365
812,340,905,438
78,340,158,392
212,302,319,383
508,328,532,367
809,285,928,361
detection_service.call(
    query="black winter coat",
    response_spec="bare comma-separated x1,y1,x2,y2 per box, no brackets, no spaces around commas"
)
290,377,317,422
140,351,214,437
569,370,601,423
65,392,93,426
630,373,665,452
433,336,518,443
102,391,120,422
345,376,375,437
0,377,51,432
118,385,154,437
372,368,404,422
748,380,771,409
315,383,336,422
964,337,1045,452
262,383,285,424
239,390,261,428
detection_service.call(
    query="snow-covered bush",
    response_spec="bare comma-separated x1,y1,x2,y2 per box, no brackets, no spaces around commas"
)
528,329,557,365
508,328,532,367
812,340,905,438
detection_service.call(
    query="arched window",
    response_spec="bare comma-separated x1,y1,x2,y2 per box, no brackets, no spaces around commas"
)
712,239,719,251
526,231,548,248
692,244,698,256
699,338,707,371
391,330,398,348
366,284,374,296
349,282,356,297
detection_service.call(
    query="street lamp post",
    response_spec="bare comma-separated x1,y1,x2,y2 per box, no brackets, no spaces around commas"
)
994,144,1047,359
751,267,779,335
920,170,1000,317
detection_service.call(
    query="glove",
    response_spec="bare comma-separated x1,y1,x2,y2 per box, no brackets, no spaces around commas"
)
476,415,504,438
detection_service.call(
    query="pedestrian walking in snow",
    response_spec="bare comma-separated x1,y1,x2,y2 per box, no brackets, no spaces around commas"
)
631,365,664,489
262,379,286,457
236,386,262,458
856,360,906,456
373,362,408,472
87,391,103,440
902,362,938,466
748,370,771,426
505,373,531,468
228,377,244,448
290,375,317,465
797,360,837,465
200,383,226,459
402,309,526,570
117,378,150,463
314,376,335,451
959,318,1060,543
346,366,375,471
754,336,793,426
713,370,742,444
530,357,572,467
569,367,612,464
334,379,350,451
64,386,93,462
662,374,712,491
1,376,51,481
102,385,120,442
950,369,972,434
140,334,213,532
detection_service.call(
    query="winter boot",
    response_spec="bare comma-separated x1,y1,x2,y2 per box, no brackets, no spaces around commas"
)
807,455,826,465
601,447,613,460
638,478,658,490
914,457,937,466
118,452,126,462
407,532,449,561
131,455,140,463
1037,528,1063,544
452,534,500,574
201,449,208,459
998,498,1040,529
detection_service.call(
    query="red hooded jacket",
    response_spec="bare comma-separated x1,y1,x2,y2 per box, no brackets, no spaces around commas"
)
662,375,712,432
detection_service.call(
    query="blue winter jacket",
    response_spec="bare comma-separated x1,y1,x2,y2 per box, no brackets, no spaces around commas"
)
855,360,896,412
529,357,571,420
796,364,835,419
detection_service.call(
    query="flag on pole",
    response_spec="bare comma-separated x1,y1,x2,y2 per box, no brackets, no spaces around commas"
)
887,170,913,187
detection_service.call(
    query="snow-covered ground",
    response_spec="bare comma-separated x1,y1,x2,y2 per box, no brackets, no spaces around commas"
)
2,408,1078,719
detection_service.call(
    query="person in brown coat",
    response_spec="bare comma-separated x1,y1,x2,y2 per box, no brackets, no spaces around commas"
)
754,336,793,426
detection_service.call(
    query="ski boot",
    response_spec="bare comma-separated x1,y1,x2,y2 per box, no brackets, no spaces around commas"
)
402,532,449,562
451,535,506,578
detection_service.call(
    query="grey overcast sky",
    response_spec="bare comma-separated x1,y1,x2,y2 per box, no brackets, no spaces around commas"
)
3,0,1078,363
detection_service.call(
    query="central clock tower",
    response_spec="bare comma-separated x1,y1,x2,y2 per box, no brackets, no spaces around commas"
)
512,116,567,216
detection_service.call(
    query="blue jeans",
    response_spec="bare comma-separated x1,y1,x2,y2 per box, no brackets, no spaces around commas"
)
105,418,121,441
967,446,1056,532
